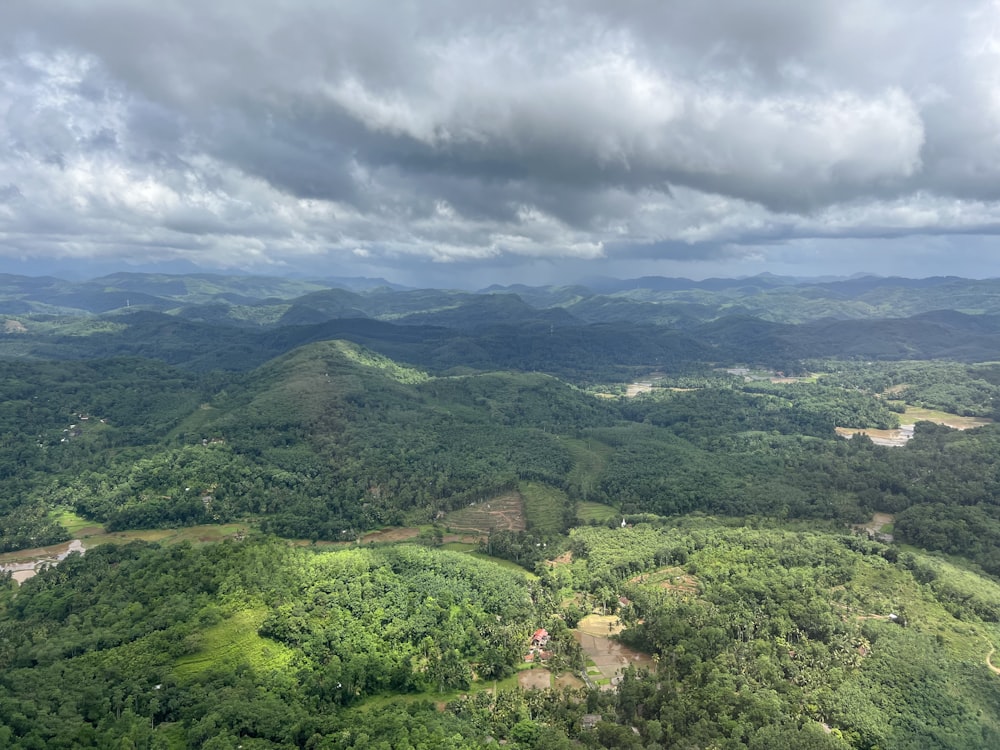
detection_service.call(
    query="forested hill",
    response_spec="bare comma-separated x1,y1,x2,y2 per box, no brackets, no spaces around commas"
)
2,332,1000,579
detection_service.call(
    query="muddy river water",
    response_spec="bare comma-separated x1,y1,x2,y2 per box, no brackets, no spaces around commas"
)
0,538,85,583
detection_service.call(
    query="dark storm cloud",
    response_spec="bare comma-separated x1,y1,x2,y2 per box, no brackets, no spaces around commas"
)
2,0,1000,280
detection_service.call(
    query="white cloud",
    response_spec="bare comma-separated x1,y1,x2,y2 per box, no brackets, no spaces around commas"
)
1,0,1000,281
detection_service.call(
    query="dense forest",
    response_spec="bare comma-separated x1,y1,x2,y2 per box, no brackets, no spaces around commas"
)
2,272,1000,747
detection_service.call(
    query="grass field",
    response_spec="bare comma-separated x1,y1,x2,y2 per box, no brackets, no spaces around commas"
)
49,508,254,546
439,541,477,552
520,481,568,533
50,508,99,536
577,501,618,524
88,523,252,547
173,608,294,681
902,406,992,429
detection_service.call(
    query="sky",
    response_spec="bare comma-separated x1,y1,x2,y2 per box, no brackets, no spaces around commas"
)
3,1,1000,287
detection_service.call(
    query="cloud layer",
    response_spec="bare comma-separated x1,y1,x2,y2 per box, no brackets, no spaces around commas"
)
2,1,1000,282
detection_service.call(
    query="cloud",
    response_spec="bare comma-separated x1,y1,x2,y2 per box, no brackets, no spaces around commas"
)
2,0,1000,281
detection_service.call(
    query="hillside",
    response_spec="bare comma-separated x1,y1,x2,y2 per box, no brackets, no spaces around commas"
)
4,335,1000,575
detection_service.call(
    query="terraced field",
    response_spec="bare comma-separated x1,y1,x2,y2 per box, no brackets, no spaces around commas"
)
443,491,526,534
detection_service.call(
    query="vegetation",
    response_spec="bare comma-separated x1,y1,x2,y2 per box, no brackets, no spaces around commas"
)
1,272,1000,746
3,525,1000,747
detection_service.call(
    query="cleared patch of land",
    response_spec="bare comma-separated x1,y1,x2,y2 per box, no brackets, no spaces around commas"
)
548,551,573,566
443,491,526,534
0,539,85,584
573,618,652,690
554,672,585,689
630,566,700,595
577,501,618,524
902,406,992,429
577,613,625,637
1,523,251,578
360,527,422,544
174,608,294,680
853,512,895,541
836,406,991,446
50,509,98,536
518,668,553,690
520,482,568,533
625,382,654,397
90,524,250,546
835,425,915,447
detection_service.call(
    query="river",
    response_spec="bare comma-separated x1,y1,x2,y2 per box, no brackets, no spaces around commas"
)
0,538,85,584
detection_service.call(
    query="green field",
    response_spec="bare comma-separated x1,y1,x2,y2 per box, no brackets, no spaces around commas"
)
173,608,295,681
520,481,568,533
902,405,993,428
49,508,98,536
576,501,618,523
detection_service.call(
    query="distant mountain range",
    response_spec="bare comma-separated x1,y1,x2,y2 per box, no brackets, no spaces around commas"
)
0,272,999,378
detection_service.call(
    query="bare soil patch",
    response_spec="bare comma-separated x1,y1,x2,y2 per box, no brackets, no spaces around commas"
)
549,551,573,566
852,512,895,541
518,669,552,690
836,425,914,447
554,673,585,690
360,527,421,544
3,319,27,334
577,613,625,637
573,630,652,690
837,408,991,447
625,382,654,397
444,492,526,534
